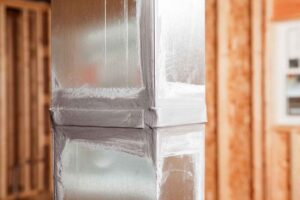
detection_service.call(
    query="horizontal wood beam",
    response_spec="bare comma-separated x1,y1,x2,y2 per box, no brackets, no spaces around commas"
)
0,0,49,11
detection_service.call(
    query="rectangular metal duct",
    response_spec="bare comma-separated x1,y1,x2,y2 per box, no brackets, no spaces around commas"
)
51,0,206,199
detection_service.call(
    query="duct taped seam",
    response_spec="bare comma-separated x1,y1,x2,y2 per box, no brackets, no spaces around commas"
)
51,87,147,128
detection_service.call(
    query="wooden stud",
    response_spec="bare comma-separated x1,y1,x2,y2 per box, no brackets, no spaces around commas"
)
269,132,290,200
18,9,31,193
6,9,18,195
0,4,7,199
16,8,25,194
36,10,46,191
0,0,48,11
205,0,218,199
29,10,39,190
252,0,266,200
273,0,300,21
47,9,53,193
290,131,300,200
217,0,252,199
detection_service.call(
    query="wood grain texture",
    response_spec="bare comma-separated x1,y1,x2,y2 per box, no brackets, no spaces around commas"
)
0,0,48,11
18,10,31,193
6,10,18,194
273,0,300,20
218,0,252,199
36,10,46,191
251,0,265,200
0,4,7,199
205,0,218,199
0,2,51,198
269,132,290,200
290,131,300,200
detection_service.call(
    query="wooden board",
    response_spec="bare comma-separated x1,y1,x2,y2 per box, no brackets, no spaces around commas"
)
217,0,252,199
0,0,48,11
291,131,300,200
36,10,46,191
18,10,31,193
269,132,290,200
205,0,218,199
0,4,7,199
273,0,300,20
251,0,266,199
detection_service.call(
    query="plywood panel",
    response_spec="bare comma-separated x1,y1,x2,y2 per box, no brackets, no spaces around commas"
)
218,0,252,199
205,0,218,199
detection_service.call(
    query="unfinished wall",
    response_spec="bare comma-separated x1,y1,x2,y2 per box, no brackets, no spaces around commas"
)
0,0,51,199
205,0,300,200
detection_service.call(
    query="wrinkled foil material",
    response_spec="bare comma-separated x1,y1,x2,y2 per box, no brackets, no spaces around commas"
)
51,0,206,199
52,0,206,128
53,125,204,200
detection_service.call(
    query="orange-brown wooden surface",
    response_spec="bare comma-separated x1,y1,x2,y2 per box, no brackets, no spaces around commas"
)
205,0,218,199
273,0,300,20
217,0,252,199
0,4,8,199
0,1,51,199
205,0,300,200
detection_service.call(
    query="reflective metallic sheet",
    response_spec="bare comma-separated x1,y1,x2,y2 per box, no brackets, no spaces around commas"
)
52,0,206,199
54,125,204,200
155,0,204,87
157,125,205,200
61,141,156,200
52,0,142,88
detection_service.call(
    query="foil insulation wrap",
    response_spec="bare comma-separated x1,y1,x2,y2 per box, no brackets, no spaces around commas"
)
52,0,206,128
51,0,206,199
53,125,205,200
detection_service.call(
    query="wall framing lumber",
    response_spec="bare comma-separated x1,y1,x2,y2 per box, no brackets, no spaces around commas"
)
36,10,46,191
291,131,300,200
0,1,51,199
0,4,8,199
0,0,48,11
205,0,218,199
18,10,31,193
251,0,266,200
217,0,252,199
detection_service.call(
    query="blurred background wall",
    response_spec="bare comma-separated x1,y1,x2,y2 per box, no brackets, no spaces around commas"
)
205,0,300,200
0,0,299,200
0,0,51,199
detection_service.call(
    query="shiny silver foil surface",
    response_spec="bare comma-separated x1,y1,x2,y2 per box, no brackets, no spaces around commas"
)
53,125,204,200
61,141,156,200
52,0,142,88
51,0,206,199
